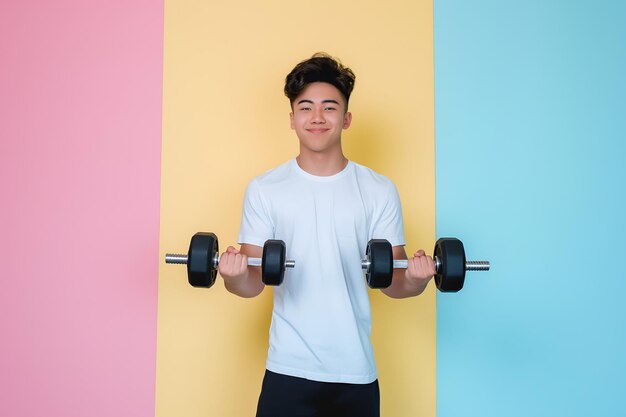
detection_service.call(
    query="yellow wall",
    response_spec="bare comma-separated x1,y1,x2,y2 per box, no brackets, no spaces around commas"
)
156,1,435,416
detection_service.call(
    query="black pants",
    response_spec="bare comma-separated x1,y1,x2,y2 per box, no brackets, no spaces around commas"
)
256,370,380,417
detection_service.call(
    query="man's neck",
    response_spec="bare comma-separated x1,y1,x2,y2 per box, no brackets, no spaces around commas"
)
296,150,348,176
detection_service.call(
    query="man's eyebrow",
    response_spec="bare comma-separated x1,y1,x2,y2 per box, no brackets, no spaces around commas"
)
296,99,340,105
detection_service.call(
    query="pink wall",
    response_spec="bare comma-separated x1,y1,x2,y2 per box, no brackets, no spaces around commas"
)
0,1,163,416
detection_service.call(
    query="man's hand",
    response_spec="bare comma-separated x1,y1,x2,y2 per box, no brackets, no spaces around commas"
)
218,246,249,286
218,244,265,298
405,249,436,287
382,246,434,298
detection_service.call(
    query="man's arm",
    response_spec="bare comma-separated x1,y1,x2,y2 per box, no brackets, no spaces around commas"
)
218,244,265,298
380,245,436,299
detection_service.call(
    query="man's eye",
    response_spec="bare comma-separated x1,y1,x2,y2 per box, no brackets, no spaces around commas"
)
325,107,336,111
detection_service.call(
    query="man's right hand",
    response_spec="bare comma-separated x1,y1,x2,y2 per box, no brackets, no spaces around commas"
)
218,244,265,298
218,246,249,285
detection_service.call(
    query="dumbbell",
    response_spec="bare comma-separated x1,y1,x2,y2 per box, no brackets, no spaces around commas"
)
362,237,490,292
165,232,295,288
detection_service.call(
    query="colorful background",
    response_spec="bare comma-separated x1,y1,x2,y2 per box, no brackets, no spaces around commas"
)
1,0,625,416
435,1,626,416
157,1,435,416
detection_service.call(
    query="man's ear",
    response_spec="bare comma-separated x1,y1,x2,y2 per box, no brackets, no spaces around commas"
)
343,111,352,129
290,112,295,129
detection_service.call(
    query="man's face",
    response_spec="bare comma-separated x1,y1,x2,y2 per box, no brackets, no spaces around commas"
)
290,82,352,155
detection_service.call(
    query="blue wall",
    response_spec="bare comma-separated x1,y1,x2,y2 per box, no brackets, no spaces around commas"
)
435,1,626,416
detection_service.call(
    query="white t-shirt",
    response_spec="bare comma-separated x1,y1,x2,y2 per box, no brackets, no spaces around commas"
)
238,159,405,384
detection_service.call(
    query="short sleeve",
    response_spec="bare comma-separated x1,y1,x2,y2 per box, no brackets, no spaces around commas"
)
237,179,274,247
370,181,405,247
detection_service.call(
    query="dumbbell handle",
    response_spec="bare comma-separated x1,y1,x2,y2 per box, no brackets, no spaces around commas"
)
165,253,296,268
361,257,490,272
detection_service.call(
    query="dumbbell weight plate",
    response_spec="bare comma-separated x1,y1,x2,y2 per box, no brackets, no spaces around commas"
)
262,240,287,286
366,239,394,288
434,238,466,292
187,232,218,288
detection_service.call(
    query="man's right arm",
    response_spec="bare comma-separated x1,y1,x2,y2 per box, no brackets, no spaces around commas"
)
218,244,265,298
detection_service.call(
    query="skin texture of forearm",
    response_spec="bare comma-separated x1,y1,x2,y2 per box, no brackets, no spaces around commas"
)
223,267,265,298
380,269,429,299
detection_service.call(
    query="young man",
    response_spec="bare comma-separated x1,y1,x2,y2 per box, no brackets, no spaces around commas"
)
218,53,435,417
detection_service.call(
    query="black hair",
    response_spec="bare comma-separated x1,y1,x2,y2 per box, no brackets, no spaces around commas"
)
284,52,356,108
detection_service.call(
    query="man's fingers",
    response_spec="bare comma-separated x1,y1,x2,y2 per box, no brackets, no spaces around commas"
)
406,253,436,278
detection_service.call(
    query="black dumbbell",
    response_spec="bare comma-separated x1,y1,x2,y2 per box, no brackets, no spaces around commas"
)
362,238,490,292
165,232,295,288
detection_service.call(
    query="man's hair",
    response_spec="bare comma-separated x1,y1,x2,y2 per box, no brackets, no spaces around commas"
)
284,52,356,108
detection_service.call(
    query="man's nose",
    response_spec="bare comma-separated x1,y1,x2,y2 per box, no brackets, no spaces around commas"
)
311,108,325,123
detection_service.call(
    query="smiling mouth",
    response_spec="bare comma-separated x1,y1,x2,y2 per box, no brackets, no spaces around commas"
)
307,128,329,134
